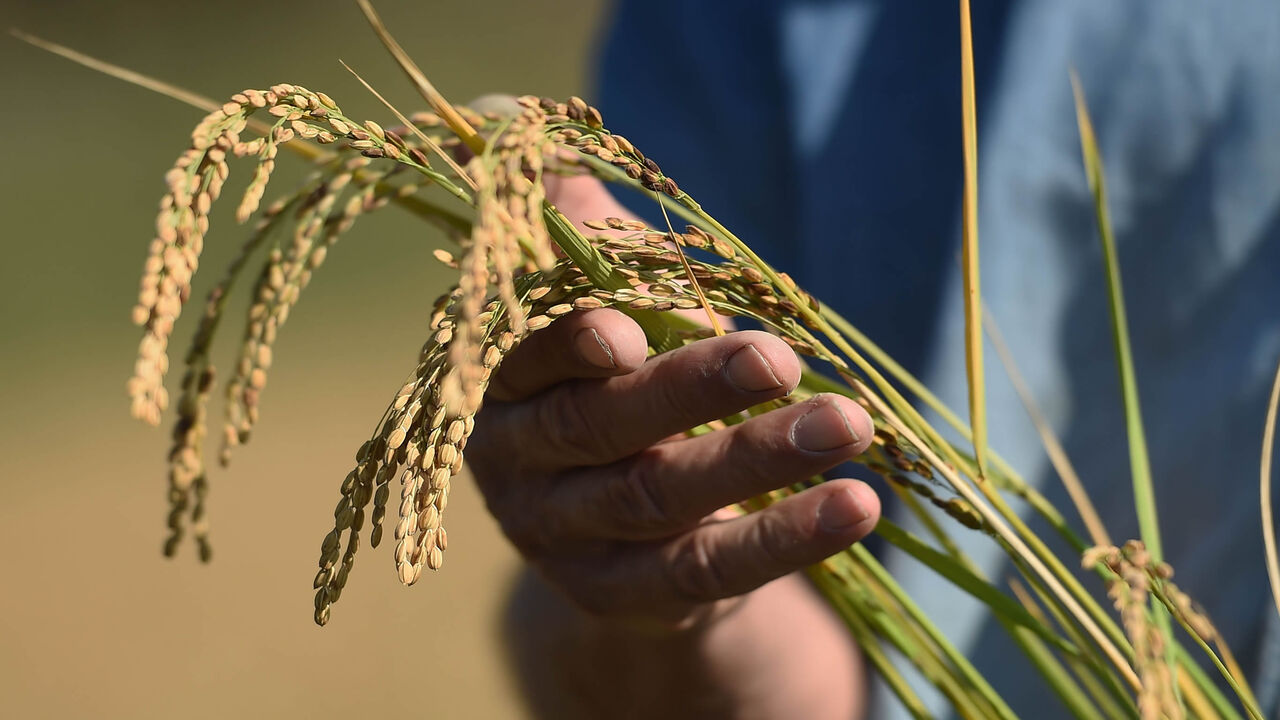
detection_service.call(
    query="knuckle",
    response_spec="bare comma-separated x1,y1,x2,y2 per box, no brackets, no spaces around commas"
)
665,532,730,603
653,368,704,423
484,479,574,559
493,493,555,555
722,424,774,475
604,448,675,532
534,382,606,463
751,511,801,569
469,401,545,480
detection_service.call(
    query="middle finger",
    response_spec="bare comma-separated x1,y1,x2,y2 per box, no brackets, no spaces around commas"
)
476,330,802,473
543,393,875,540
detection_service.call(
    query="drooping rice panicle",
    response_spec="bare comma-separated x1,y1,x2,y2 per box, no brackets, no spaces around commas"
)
221,164,357,458
128,99,241,426
1083,542,1213,720
164,192,300,560
143,82,486,558
221,160,408,460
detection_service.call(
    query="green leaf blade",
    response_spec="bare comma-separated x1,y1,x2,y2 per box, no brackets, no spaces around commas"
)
960,0,988,481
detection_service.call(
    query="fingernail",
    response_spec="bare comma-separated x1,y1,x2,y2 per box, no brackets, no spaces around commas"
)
574,328,615,369
792,401,859,453
818,488,871,532
724,344,782,392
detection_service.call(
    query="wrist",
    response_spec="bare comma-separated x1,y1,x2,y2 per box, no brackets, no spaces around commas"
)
504,566,863,720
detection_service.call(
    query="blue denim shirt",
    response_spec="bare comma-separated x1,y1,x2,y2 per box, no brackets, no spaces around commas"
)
598,1,1280,717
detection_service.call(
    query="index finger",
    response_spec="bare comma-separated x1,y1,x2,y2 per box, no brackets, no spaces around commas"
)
474,330,801,472
486,308,647,402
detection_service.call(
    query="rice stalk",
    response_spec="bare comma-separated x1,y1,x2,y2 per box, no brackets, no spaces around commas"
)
983,304,1111,547
809,565,933,719
850,542,1019,720
958,0,989,482
876,518,1074,656
1007,578,1129,720
1261,357,1280,619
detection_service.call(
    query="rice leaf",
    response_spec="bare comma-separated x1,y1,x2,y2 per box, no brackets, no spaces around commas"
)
846,546,1017,719
808,568,933,719
1007,579,1126,720
1069,72,1163,564
1174,643,1246,720
876,518,1078,656
959,0,988,481
1070,70,1179,707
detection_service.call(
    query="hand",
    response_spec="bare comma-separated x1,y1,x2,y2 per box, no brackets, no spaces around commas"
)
468,305,882,630
470,172,878,720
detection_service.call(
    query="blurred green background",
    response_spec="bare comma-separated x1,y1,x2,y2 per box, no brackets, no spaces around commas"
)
0,1,604,716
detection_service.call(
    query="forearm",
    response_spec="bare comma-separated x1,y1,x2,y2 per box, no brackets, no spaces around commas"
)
502,567,865,720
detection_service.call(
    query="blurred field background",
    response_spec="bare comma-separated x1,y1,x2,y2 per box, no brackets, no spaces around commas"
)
0,1,604,716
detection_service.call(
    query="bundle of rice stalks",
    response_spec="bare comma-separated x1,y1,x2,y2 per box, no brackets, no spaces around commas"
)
14,0,1280,717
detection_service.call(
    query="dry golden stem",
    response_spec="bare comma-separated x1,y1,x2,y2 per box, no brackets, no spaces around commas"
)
355,0,484,155
1261,358,1280,620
